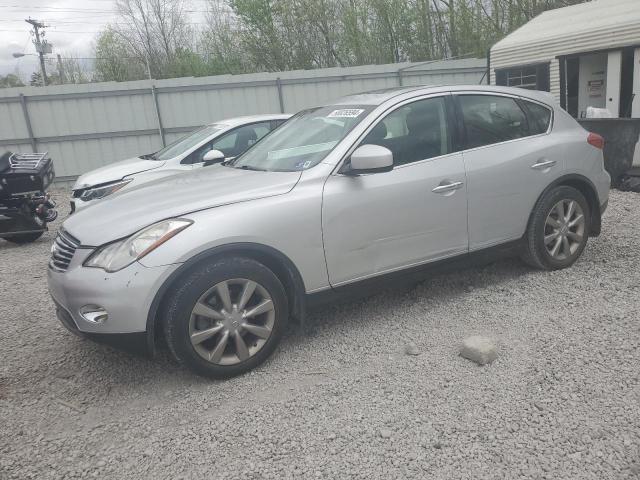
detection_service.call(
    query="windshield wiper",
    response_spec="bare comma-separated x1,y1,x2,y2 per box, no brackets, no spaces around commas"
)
139,153,156,160
237,165,265,171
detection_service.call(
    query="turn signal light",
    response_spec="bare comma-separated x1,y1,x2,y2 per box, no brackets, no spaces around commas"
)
587,132,604,150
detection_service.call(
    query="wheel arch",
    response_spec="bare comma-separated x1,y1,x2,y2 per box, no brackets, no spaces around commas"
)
145,243,307,354
528,174,602,238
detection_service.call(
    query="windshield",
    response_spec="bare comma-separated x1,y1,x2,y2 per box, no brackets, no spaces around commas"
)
229,106,373,172
150,125,225,161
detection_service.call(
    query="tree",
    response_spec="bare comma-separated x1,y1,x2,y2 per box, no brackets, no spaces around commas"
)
228,0,292,71
29,72,43,87
201,1,252,74
112,0,192,78
0,73,24,88
50,55,91,84
94,28,147,82
92,0,591,81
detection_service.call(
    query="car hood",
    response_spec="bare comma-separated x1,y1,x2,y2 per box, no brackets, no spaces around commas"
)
128,165,213,186
72,156,165,190
64,166,302,246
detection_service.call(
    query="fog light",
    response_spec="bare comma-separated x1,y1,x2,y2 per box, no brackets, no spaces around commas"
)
79,306,108,324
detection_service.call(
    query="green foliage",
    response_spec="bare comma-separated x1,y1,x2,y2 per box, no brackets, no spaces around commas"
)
205,0,590,73
91,0,591,81
29,72,43,87
94,29,147,82
0,73,24,88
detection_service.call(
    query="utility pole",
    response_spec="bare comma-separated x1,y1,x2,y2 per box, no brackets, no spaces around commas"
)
57,54,65,84
25,18,48,86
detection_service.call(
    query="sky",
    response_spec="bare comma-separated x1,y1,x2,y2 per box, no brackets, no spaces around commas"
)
0,0,121,78
0,0,212,79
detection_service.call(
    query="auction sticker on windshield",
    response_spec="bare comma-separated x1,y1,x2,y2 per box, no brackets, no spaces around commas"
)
327,109,365,118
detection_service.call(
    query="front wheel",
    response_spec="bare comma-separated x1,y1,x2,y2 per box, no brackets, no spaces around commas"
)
521,185,590,270
162,256,288,378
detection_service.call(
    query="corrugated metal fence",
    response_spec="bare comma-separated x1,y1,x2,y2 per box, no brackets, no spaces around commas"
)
0,58,486,182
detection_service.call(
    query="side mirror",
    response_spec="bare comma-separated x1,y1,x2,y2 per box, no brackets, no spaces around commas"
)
347,144,393,174
202,149,225,166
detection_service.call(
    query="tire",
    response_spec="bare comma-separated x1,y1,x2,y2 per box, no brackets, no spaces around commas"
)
162,256,289,379
2,231,44,244
521,185,590,270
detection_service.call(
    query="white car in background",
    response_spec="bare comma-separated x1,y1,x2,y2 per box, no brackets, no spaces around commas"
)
70,114,291,212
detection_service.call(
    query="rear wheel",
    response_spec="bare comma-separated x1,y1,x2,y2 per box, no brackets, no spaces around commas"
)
521,186,590,270
163,256,288,378
2,231,44,244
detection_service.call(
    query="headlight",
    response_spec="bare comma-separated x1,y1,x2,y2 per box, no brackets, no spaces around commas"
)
84,218,192,272
78,179,132,202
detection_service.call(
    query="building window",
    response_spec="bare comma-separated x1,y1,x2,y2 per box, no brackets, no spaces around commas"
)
506,67,538,89
496,64,550,92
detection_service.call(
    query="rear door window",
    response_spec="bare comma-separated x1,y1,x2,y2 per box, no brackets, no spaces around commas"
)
522,100,552,135
458,95,528,149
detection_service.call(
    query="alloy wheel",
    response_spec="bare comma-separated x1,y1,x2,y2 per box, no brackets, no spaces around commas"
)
544,199,585,260
188,278,275,365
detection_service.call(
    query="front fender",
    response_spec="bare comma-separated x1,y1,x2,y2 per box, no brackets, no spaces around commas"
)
138,191,328,293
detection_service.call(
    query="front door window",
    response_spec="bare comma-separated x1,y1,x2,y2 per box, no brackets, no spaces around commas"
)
361,96,451,165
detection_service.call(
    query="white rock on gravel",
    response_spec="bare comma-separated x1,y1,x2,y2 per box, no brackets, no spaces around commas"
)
460,336,497,365
404,343,420,356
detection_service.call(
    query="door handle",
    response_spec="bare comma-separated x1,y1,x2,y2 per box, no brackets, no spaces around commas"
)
432,181,464,194
531,159,556,170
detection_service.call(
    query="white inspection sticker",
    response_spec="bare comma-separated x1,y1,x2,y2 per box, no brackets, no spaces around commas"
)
327,108,365,118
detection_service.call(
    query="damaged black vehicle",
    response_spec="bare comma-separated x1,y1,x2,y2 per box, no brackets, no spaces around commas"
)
0,151,57,244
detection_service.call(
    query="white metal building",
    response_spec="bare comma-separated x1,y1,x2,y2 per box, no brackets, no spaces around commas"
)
490,0,640,119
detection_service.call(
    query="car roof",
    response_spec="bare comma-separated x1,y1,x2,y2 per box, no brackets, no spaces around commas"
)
332,85,556,108
207,114,292,128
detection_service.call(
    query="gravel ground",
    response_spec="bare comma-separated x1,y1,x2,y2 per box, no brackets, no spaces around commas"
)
1,189,639,479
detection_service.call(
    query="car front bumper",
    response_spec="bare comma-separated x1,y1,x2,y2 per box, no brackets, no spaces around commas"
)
47,248,180,335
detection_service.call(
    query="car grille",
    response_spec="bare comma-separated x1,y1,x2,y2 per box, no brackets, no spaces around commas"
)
49,229,81,272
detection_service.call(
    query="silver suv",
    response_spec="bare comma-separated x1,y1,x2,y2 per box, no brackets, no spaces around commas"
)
48,86,610,378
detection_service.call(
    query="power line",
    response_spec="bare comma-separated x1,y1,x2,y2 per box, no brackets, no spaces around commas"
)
0,17,117,23
0,28,104,33
2,7,115,13
1,5,211,13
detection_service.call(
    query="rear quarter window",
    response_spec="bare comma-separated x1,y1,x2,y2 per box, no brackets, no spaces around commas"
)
522,100,552,135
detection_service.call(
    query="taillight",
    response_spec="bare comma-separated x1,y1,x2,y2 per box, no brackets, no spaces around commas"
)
587,132,604,150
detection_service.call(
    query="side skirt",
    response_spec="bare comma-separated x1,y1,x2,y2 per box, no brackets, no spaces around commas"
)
305,239,523,309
